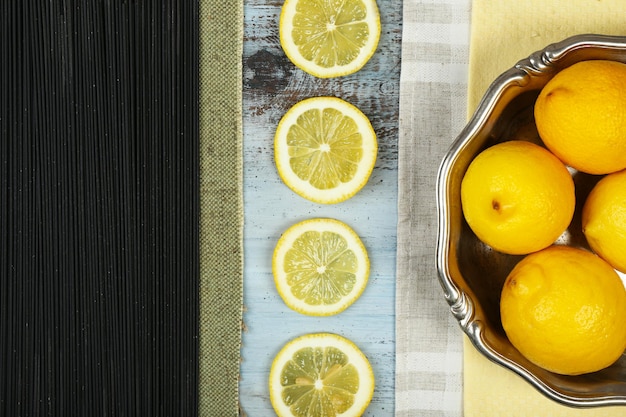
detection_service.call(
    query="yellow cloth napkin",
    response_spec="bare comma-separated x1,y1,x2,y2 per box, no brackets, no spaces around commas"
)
466,1,626,416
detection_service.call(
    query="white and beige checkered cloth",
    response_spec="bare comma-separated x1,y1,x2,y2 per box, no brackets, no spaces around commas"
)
396,1,470,416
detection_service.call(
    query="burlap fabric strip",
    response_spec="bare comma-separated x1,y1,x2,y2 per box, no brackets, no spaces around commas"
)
198,0,244,415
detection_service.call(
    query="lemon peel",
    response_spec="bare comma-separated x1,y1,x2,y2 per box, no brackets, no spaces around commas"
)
535,60,626,175
460,140,575,255
582,169,626,273
501,245,626,375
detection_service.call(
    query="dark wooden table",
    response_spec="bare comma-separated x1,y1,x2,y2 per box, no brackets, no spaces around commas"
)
240,1,402,415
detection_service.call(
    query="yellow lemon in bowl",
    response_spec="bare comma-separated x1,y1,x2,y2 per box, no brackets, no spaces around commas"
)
582,168,626,273
534,60,626,175
500,245,626,375
460,140,575,255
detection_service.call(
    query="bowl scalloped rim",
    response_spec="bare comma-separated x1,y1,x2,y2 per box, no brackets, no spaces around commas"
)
436,33,626,408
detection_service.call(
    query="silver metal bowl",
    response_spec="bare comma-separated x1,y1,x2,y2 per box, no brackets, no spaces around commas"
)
436,34,626,407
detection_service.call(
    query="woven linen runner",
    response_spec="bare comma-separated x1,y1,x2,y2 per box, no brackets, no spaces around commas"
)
396,1,469,416
464,1,626,416
198,0,244,415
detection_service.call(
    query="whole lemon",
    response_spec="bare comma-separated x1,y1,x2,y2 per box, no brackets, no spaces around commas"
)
460,140,575,255
534,60,626,175
501,245,626,375
582,169,626,273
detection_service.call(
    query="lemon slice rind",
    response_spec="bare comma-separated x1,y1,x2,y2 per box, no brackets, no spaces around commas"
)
272,218,370,316
269,333,375,417
274,96,377,205
279,0,381,78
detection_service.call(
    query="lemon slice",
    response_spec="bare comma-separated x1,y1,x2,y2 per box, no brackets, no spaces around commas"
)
269,333,375,417
274,96,377,204
279,0,381,78
272,218,370,316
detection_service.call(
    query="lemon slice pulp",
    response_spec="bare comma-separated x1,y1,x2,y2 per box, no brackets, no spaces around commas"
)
279,0,381,78
272,218,369,316
269,333,375,417
274,96,377,204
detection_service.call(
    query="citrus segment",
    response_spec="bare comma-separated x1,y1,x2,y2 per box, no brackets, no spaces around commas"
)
272,218,369,316
460,140,575,255
279,0,381,78
582,169,626,273
269,333,375,417
500,245,626,375
274,96,377,204
534,60,626,175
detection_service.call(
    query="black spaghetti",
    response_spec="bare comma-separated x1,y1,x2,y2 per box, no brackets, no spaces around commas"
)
0,1,199,415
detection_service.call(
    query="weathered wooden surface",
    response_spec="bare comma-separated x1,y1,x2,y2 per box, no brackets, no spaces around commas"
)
240,1,402,415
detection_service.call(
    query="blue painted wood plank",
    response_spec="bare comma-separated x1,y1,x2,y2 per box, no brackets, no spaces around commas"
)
240,1,401,415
